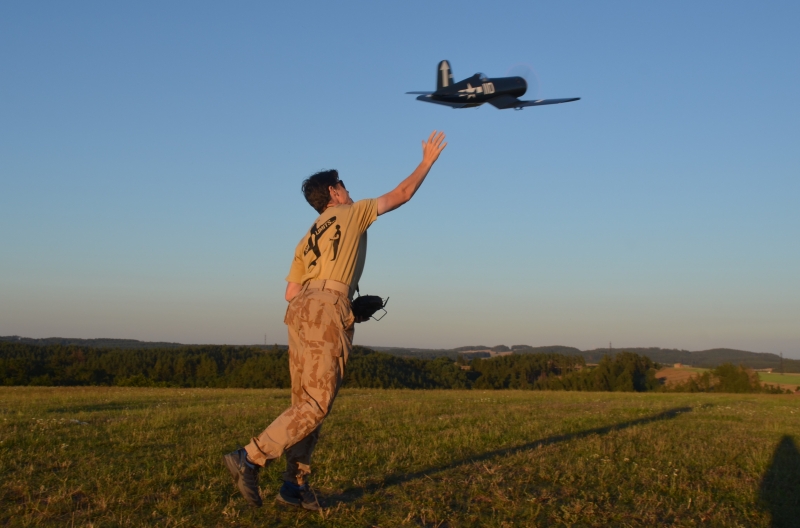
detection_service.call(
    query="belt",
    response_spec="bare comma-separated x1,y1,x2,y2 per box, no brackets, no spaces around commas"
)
306,279,353,299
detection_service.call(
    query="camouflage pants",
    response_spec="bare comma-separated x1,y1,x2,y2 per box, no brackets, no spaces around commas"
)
245,284,354,485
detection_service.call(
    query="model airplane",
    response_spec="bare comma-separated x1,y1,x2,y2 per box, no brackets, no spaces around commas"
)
407,60,580,110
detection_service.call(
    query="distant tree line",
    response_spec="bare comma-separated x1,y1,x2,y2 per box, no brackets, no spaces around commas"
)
0,343,473,389
5,335,797,371
0,342,790,393
0,342,289,388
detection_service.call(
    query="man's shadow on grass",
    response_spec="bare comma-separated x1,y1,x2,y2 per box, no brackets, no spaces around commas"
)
760,435,800,528
327,406,693,505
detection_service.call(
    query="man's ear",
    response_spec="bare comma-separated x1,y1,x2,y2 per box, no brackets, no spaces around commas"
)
327,185,337,206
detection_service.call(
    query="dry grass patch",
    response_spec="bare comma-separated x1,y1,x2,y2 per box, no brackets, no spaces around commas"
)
656,367,708,387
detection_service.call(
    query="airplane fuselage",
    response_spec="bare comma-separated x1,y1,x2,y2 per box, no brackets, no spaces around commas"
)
427,74,527,107
408,60,579,110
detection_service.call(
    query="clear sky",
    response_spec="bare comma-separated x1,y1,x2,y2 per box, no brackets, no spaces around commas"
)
2,1,798,357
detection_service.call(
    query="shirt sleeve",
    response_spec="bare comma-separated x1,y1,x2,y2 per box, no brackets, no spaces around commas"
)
350,198,378,233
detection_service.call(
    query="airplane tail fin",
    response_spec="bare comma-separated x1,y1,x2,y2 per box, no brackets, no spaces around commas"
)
437,60,453,91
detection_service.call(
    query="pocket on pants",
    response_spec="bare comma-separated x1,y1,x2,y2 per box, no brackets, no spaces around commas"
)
295,293,348,358
284,296,301,326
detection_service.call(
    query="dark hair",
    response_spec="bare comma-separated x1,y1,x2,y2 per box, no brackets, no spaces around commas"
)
302,169,341,213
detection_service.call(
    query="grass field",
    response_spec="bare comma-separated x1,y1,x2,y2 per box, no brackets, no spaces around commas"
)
758,372,800,391
1,388,799,527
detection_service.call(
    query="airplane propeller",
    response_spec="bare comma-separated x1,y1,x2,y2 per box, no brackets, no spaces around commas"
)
505,63,541,100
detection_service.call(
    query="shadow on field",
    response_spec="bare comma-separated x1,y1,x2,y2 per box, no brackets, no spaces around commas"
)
47,402,155,413
759,435,800,528
328,406,692,505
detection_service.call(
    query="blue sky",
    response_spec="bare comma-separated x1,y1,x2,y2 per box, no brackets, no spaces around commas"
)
2,1,798,356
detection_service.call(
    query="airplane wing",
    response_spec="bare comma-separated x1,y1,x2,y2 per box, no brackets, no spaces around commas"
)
488,95,580,110
414,95,471,108
406,91,435,94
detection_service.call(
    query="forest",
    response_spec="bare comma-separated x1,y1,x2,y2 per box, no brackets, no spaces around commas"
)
0,342,787,393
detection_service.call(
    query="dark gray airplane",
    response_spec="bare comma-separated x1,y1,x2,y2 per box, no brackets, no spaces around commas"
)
407,60,580,110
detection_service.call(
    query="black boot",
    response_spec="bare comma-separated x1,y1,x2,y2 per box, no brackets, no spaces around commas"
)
276,480,322,511
223,448,263,507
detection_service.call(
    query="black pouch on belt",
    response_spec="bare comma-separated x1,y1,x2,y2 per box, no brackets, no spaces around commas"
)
351,294,389,321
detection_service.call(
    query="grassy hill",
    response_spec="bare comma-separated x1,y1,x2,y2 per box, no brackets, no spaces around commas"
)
2,387,798,526
376,344,800,372
579,347,800,372
371,344,584,360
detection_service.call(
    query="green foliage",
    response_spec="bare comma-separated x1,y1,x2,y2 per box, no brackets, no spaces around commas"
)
534,352,660,392
1,343,789,394
0,342,290,389
714,363,761,393
344,351,471,389
0,342,563,390
469,354,585,389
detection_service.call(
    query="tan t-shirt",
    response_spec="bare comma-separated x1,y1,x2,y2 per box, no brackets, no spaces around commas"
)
286,199,378,292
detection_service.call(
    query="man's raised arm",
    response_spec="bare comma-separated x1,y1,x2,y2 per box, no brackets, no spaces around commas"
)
376,131,447,216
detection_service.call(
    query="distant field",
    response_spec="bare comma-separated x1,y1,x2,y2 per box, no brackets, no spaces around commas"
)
657,368,800,393
655,367,708,386
1,388,799,527
759,372,800,391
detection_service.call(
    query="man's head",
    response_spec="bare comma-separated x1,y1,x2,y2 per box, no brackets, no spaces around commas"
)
302,169,352,213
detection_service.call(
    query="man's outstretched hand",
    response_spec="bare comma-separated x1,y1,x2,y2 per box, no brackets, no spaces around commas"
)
377,130,448,216
422,130,447,166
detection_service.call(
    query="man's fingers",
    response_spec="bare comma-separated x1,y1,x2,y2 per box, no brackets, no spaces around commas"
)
428,130,445,144
422,131,446,159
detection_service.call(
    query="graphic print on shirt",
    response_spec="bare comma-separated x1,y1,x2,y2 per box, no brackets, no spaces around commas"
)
330,225,341,261
302,217,336,269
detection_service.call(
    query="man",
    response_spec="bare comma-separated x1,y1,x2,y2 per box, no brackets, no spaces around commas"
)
224,130,447,509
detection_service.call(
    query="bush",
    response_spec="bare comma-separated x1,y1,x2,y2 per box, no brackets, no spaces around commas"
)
714,363,761,393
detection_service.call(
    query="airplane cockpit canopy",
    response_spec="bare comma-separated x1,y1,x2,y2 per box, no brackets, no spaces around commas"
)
476,73,488,81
